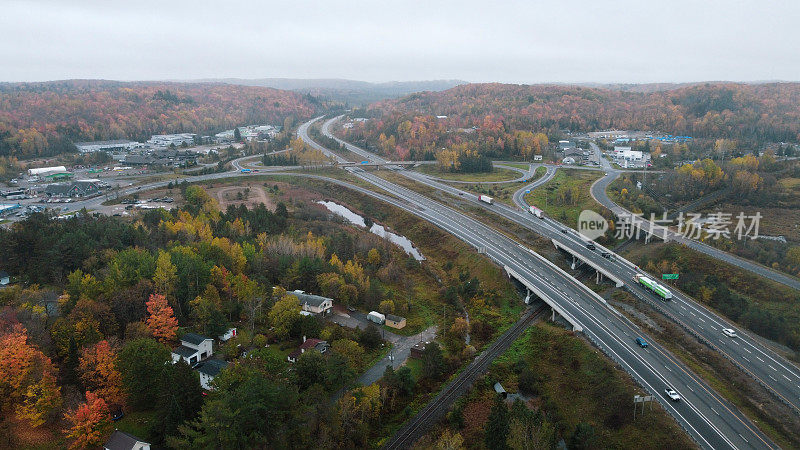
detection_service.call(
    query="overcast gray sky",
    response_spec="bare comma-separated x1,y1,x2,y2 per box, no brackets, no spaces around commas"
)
1,0,798,84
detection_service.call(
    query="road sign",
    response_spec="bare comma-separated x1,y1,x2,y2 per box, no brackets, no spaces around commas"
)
662,274,679,280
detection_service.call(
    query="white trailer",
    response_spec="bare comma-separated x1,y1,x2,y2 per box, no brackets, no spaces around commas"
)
367,311,386,325
478,195,494,205
529,205,543,218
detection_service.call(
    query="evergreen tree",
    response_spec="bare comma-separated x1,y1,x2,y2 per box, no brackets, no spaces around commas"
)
116,338,171,410
234,127,242,141
485,396,510,450
150,360,203,443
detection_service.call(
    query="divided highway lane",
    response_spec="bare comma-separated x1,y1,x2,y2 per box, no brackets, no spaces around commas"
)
353,170,771,450
321,115,800,419
404,156,800,417
300,118,774,449
588,142,800,292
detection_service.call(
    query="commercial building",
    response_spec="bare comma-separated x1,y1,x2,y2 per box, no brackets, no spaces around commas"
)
147,133,195,148
74,139,142,153
613,146,643,161
44,179,103,198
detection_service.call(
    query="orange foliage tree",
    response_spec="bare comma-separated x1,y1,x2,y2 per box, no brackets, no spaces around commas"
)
0,324,62,427
64,391,112,450
145,293,178,344
78,340,126,407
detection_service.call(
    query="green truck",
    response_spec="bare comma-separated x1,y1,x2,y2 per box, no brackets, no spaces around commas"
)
634,274,673,300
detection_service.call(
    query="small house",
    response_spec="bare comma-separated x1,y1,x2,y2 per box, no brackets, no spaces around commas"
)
290,290,333,316
104,430,150,450
171,333,214,366
385,314,406,330
195,359,228,390
287,336,330,363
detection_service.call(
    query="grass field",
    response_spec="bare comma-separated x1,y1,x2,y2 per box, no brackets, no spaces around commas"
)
446,166,547,206
524,168,604,228
414,164,521,182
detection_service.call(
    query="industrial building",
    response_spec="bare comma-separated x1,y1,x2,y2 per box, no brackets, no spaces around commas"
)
147,133,195,148
74,139,143,153
28,166,67,177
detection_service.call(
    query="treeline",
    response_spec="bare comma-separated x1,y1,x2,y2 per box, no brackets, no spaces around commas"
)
342,82,800,162
0,80,318,159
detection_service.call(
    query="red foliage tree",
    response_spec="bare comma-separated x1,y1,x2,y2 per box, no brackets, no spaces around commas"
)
64,391,111,450
145,293,178,344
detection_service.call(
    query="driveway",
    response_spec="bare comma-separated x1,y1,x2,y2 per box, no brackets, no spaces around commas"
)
327,309,437,386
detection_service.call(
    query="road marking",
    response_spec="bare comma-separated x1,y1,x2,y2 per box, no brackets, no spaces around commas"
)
738,433,749,444
769,364,777,371
743,347,751,354
713,408,719,415
742,356,750,363
783,374,791,381
769,375,777,382
756,356,764,362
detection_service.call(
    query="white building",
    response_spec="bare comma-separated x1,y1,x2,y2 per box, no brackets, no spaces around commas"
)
171,333,213,365
28,166,67,177
289,290,333,316
613,146,643,161
195,359,228,390
147,133,195,148
74,140,142,153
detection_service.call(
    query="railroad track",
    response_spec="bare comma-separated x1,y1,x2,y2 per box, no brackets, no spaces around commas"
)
384,303,548,449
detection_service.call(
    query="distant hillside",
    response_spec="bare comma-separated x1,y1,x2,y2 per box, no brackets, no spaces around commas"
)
338,82,800,161
198,78,467,105
0,80,318,159
367,82,800,142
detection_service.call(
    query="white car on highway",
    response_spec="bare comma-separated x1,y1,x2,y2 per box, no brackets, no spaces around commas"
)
664,387,681,402
722,328,738,338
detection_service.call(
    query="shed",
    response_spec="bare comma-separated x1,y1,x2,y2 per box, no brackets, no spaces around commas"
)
494,382,507,399
385,314,406,329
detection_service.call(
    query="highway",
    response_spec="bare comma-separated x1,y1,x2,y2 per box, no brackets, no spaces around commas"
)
302,116,775,449
588,142,800,292
320,117,800,420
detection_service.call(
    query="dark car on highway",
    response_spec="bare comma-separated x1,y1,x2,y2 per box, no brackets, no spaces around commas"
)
635,337,648,348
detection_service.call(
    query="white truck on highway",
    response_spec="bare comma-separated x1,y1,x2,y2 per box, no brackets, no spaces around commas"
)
478,195,494,205
529,205,543,218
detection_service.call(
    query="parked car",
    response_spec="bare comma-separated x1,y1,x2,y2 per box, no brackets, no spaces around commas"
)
722,328,738,338
635,337,648,348
664,387,681,402
586,242,596,250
